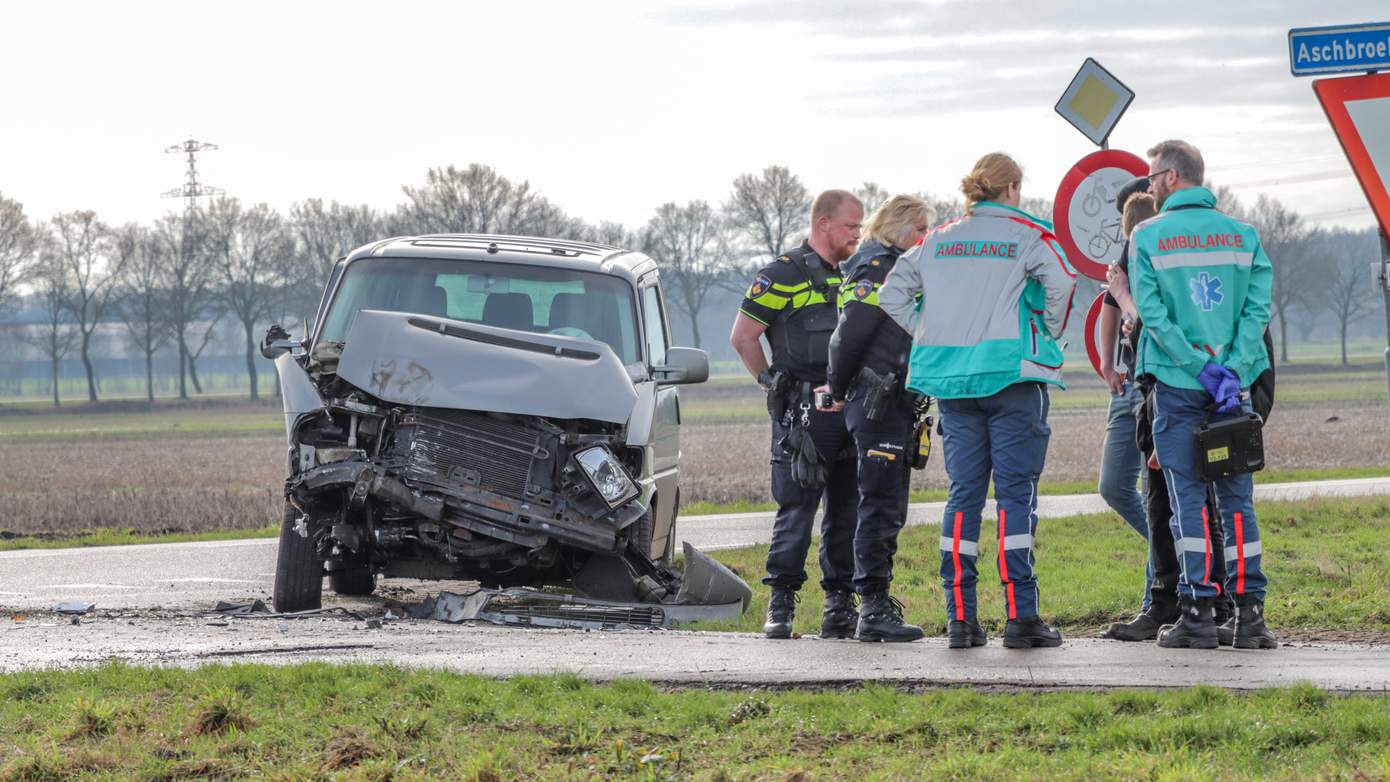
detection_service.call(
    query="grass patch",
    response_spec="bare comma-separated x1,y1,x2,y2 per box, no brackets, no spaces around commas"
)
697,496,1390,636
0,525,278,552
1,664,1388,780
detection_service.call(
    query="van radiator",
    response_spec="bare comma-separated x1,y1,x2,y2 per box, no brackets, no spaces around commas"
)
397,410,547,499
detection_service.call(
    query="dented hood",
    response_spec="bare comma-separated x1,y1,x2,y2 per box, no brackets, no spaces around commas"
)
335,310,638,423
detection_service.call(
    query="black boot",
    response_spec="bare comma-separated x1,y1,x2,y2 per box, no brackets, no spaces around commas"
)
1002,616,1063,648
947,620,987,649
763,587,798,639
1103,604,1179,642
820,589,858,639
856,593,924,643
1232,598,1278,650
1156,598,1217,649
1216,616,1236,647
1213,595,1237,646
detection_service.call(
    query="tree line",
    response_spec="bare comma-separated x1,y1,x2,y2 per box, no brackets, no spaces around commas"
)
0,165,1383,406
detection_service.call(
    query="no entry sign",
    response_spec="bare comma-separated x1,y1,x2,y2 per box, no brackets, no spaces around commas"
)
1052,149,1149,281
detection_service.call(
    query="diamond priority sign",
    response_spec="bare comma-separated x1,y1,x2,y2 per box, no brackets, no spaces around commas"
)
1054,58,1134,147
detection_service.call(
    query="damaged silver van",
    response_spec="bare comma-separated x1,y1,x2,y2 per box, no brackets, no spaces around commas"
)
262,234,749,617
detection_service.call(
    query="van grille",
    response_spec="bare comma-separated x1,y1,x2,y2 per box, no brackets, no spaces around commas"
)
398,411,547,499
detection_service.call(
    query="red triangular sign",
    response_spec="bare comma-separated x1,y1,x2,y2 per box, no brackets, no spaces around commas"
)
1314,72,1390,236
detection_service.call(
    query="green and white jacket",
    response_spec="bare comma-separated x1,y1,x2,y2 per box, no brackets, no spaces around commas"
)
879,202,1077,400
1128,186,1273,391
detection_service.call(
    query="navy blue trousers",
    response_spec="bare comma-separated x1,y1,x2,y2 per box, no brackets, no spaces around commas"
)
938,382,1051,622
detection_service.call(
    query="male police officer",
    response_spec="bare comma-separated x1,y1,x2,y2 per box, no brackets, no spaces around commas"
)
826,195,932,642
1129,139,1278,650
730,190,864,639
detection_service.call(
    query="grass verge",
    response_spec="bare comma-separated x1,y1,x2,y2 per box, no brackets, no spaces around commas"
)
698,496,1390,637
1,664,1388,781
681,465,1390,517
0,526,278,552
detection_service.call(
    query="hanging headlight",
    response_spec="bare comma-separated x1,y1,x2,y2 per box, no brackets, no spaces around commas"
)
573,446,639,508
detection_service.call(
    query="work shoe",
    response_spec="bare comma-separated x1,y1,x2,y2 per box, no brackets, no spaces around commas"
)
763,587,798,639
819,589,858,639
1232,599,1279,650
1102,606,1178,642
947,619,988,649
1002,616,1064,648
1156,598,1218,649
856,593,924,643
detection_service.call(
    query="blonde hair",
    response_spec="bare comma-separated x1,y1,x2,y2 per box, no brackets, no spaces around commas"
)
863,195,934,248
1121,192,1157,237
960,152,1023,208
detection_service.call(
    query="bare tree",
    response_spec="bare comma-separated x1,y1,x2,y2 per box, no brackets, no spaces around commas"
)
643,201,730,348
207,198,293,401
289,199,381,288
48,211,124,402
724,165,810,259
855,182,890,216
113,224,169,402
152,209,213,399
1248,195,1312,362
19,245,76,407
1311,227,1380,366
399,163,577,237
582,220,636,248
0,193,36,308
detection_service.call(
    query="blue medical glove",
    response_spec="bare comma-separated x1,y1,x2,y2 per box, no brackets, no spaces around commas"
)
1197,362,1241,414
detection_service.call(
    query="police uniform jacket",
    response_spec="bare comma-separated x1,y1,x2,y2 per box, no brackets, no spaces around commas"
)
879,202,1077,399
1128,186,1273,391
739,241,843,385
826,239,912,401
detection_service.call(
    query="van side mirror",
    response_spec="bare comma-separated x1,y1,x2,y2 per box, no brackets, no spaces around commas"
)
260,324,300,360
652,347,709,385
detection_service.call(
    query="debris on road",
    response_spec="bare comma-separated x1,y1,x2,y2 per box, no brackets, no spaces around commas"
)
404,586,744,630
54,601,94,615
213,599,269,615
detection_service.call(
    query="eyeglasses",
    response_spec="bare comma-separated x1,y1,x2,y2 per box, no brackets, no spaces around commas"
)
1147,167,1174,182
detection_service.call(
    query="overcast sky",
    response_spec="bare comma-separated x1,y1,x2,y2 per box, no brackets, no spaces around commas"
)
2,0,1384,232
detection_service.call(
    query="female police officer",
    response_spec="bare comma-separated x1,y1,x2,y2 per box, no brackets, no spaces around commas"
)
879,153,1076,649
825,195,934,642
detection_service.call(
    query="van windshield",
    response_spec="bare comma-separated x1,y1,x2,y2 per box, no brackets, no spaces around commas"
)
318,258,641,364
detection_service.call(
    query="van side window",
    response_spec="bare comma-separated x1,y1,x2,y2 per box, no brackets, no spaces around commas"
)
642,285,668,367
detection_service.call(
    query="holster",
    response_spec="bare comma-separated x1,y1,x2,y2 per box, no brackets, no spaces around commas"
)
910,393,933,470
760,369,791,423
854,366,899,422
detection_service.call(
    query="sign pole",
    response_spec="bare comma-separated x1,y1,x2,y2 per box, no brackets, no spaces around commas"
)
1382,229,1390,416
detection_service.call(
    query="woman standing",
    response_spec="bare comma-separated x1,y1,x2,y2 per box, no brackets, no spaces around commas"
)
879,153,1076,649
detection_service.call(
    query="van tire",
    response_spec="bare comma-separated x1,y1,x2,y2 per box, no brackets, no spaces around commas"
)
273,502,323,612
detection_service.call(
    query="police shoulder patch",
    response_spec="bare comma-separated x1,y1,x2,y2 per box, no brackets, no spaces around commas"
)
870,258,881,267
749,273,773,298
776,254,792,263
853,280,875,300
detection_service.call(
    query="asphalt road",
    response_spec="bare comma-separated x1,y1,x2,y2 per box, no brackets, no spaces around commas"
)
1,476,1386,688
2,476,1386,612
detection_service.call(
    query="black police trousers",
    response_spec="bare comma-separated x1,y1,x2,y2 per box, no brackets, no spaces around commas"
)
763,406,857,592
843,394,914,595
1142,443,1226,613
